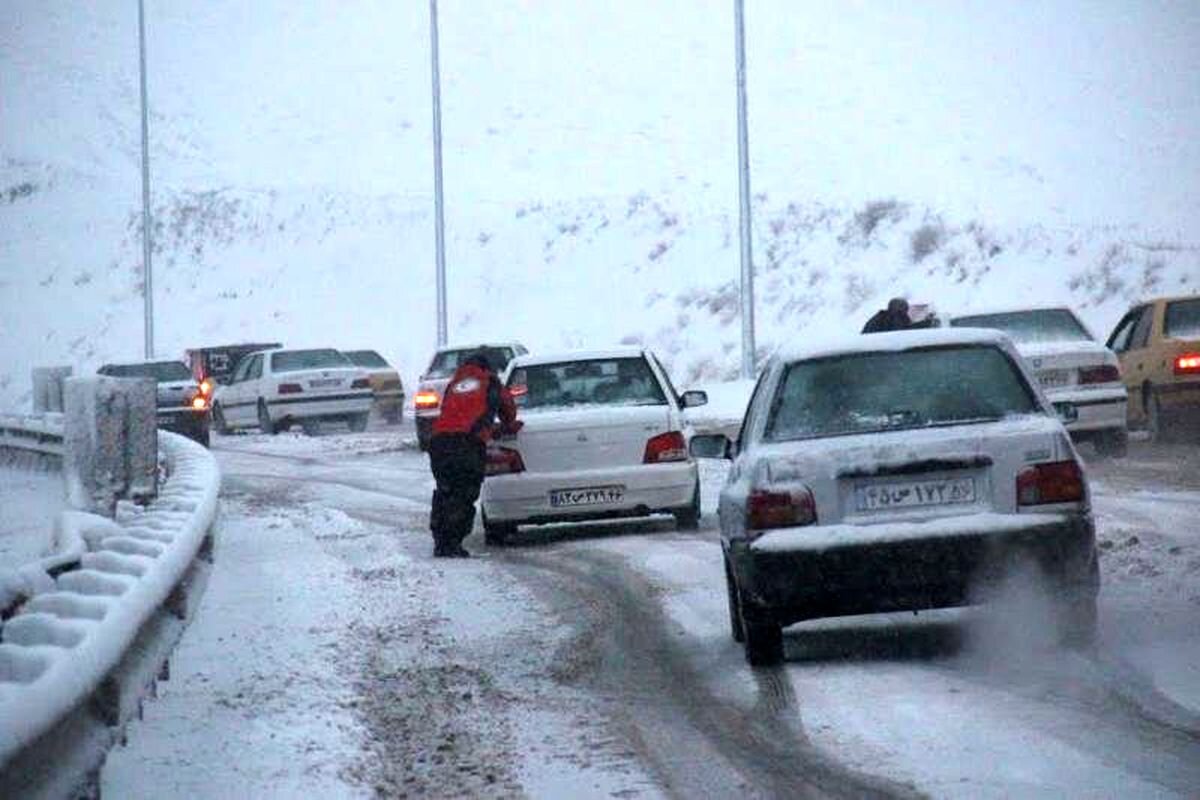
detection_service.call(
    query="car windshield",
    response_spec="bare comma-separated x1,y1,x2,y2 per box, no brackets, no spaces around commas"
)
950,309,1092,343
270,349,351,373
764,346,1040,441
1164,298,1200,339
427,347,514,378
508,357,666,410
344,350,390,368
101,361,193,382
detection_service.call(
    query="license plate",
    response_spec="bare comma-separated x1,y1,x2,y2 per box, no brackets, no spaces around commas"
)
1038,369,1070,389
549,485,624,508
855,477,977,512
310,378,341,388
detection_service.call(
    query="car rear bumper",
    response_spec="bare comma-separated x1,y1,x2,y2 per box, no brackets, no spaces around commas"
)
482,461,698,524
1047,387,1127,433
157,408,209,433
266,392,372,420
728,511,1097,625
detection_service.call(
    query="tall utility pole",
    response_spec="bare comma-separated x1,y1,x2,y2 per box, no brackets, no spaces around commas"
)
429,0,448,346
137,0,155,358
733,0,756,379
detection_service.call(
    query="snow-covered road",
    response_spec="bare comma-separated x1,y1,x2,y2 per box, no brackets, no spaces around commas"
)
102,428,1200,798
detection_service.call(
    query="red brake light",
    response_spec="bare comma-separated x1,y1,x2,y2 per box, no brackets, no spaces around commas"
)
1078,364,1120,384
643,431,688,464
1175,353,1200,375
351,378,370,389
1016,460,1085,506
278,383,303,395
509,384,528,398
414,390,440,409
191,395,208,411
746,488,817,533
199,378,214,397
485,446,525,476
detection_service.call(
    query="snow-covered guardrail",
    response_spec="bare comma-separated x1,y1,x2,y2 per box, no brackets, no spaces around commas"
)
0,431,220,798
0,412,65,463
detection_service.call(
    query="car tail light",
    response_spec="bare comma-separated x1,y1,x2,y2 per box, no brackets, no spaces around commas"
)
508,384,528,398
746,487,817,533
414,390,440,409
486,447,525,476
191,395,208,411
1078,364,1120,384
278,383,303,395
1016,460,1085,506
1175,353,1200,375
351,378,370,389
643,431,688,464
199,378,214,397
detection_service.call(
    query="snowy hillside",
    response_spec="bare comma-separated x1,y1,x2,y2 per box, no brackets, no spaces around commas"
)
2,1,1199,406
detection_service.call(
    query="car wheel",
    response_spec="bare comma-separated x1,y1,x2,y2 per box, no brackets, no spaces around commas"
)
742,616,784,667
301,419,321,436
193,425,211,448
417,420,432,452
257,400,278,435
674,479,701,531
1145,387,1170,443
724,557,745,643
1093,429,1128,458
211,403,230,435
482,513,517,546
347,412,369,433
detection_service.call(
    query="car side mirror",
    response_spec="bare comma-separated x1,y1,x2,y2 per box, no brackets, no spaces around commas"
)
681,390,708,409
1054,402,1079,424
690,433,731,460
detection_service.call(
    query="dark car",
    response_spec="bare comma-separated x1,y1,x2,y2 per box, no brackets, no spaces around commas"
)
97,360,213,447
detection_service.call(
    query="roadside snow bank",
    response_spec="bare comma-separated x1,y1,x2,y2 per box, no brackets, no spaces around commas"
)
0,431,220,778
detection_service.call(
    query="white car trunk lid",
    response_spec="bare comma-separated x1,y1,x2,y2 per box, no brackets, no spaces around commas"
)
1018,340,1114,391
515,406,672,472
285,367,361,396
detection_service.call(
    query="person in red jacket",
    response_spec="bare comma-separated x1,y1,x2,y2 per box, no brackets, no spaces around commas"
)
428,351,521,557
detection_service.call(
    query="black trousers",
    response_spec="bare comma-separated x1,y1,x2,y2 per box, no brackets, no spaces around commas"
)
428,433,486,551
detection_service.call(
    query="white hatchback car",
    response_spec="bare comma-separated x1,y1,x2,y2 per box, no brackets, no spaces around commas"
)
480,347,708,543
212,347,373,435
949,307,1128,456
692,329,1099,665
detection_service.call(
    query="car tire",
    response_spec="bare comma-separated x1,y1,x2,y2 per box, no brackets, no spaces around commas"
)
724,557,745,643
1093,429,1128,458
193,425,211,448
1145,387,1170,443
482,513,516,546
742,616,784,667
301,419,321,436
347,412,369,433
257,401,278,435
385,407,403,426
417,419,432,452
211,403,230,435
674,479,701,531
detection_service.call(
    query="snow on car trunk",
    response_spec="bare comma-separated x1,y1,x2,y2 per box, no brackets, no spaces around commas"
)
1018,339,1117,391
514,405,672,473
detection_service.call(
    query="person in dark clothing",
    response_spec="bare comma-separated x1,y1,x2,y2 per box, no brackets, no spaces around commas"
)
862,297,913,334
428,352,521,558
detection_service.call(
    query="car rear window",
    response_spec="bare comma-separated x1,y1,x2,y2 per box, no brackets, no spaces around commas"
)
271,349,351,373
344,350,390,368
100,361,193,382
427,347,514,378
508,357,666,410
950,309,1091,343
764,346,1040,441
1164,299,1200,339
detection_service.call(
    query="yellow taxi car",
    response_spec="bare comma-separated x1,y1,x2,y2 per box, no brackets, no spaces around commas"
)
1105,294,1200,441
343,349,405,425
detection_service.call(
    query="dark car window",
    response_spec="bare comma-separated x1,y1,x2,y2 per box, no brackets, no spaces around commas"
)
271,349,350,373
508,357,666,410
427,347,515,378
764,346,1039,442
247,354,263,380
1164,298,1200,339
99,361,193,382
1129,306,1155,350
1107,307,1142,353
344,350,390,368
950,309,1091,343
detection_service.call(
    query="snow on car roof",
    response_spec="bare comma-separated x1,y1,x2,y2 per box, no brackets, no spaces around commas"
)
509,346,646,368
774,327,1014,364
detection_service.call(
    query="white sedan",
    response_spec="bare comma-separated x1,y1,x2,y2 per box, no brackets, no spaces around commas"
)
949,306,1129,456
692,328,1099,665
480,347,707,544
212,347,373,435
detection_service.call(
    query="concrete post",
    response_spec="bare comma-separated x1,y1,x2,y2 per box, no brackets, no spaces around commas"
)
63,377,159,515
32,367,73,413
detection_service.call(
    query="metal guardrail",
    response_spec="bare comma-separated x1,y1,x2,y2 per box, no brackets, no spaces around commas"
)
0,413,65,461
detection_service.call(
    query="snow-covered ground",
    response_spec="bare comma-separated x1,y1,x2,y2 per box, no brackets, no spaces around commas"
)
0,465,64,569
102,426,1200,797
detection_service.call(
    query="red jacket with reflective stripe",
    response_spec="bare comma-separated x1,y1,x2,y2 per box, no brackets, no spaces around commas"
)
431,363,518,442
